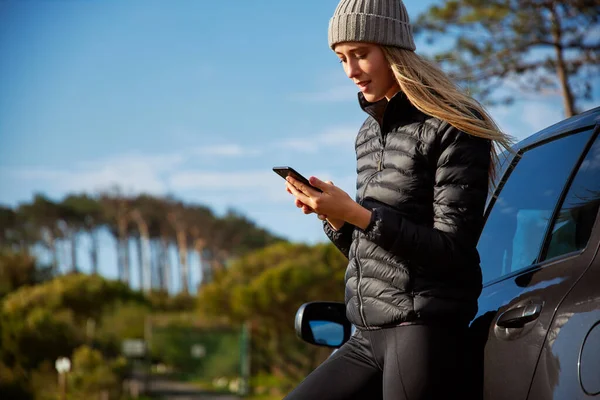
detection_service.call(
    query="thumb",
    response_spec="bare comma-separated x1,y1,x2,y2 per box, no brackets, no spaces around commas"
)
309,176,330,190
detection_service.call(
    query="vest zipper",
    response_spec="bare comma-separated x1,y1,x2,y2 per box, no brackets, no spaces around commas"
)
356,123,385,329
355,236,369,329
356,170,379,329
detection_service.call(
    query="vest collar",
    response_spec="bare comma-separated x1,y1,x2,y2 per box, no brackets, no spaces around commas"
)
358,90,414,126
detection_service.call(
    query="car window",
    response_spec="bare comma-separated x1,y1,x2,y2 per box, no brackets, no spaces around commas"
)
478,129,594,283
487,149,515,208
543,132,600,260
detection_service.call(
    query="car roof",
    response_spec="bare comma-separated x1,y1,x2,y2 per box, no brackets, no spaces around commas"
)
512,106,600,152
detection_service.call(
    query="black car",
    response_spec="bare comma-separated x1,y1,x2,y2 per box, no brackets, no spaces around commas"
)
295,106,600,399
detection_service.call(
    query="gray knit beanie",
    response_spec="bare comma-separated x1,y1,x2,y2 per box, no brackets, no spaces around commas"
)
328,0,416,51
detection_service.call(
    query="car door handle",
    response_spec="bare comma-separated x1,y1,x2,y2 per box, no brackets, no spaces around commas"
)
496,302,543,329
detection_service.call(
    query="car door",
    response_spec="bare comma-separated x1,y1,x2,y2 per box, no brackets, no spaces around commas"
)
470,126,598,400
527,126,600,399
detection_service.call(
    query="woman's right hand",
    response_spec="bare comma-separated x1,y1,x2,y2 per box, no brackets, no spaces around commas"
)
294,197,315,214
325,217,346,231
289,183,346,231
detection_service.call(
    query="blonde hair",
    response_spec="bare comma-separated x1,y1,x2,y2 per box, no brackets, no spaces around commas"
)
381,46,514,185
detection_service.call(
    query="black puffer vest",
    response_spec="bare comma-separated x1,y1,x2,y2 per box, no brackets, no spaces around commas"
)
324,92,491,329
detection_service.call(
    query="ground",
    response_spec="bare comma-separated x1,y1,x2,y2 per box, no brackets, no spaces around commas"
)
148,376,241,400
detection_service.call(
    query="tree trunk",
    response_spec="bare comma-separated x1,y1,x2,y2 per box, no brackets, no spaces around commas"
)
70,231,78,273
90,230,99,275
142,236,152,291
52,239,59,275
136,235,144,290
549,4,576,117
160,237,171,292
194,238,211,286
62,240,70,274
176,229,189,294
211,249,227,275
141,234,151,292
124,237,131,284
117,217,130,284
43,229,59,275
119,237,131,284
115,236,123,282
553,46,575,117
150,239,158,290
131,211,152,292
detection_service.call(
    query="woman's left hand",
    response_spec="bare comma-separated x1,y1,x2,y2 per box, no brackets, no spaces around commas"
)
286,176,359,224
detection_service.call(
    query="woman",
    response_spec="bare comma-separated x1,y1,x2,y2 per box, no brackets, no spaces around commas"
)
283,0,512,399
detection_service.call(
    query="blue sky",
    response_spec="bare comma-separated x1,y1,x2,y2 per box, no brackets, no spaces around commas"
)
1,0,598,288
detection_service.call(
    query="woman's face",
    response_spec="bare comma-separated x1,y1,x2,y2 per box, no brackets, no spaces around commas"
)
334,42,399,103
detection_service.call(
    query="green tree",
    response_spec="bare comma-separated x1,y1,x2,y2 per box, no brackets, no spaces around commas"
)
151,199,175,292
204,209,285,285
68,345,127,400
417,0,600,116
100,189,133,284
0,206,18,248
1,274,144,324
57,196,87,273
130,194,160,292
10,204,41,254
167,199,191,294
1,307,80,370
62,194,104,274
4,190,283,293
0,274,147,397
17,195,63,274
0,361,32,400
187,205,216,287
0,250,52,299
198,242,346,395
215,209,285,260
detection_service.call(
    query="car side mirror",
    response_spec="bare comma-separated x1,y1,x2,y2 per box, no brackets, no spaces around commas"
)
294,301,352,348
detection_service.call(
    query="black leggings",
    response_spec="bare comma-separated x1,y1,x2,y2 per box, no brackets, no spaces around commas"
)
284,324,473,400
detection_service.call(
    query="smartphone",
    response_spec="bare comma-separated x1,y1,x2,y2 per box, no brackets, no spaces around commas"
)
272,166,323,193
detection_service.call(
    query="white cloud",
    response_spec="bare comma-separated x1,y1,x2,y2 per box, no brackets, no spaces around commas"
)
1,152,185,196
192,144,262,157
490,99,564,141
0,124,358,207
276,127,357,153
170,168,358,208
521,102,564,135
6,165,166,195
170,169,293,205
79,152,184,171
316,127,357,146
277,138,318,153
289,85,357,103
170,170,273,190
173,126,357,158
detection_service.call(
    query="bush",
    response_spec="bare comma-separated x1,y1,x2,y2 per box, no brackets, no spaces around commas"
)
1,308,81,370
69,345,127,399
0,362,33,400
0,274,146,399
